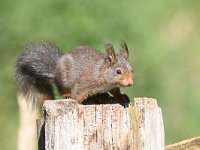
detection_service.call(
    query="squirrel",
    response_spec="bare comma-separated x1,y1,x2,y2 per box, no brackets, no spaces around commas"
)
15,41,133,109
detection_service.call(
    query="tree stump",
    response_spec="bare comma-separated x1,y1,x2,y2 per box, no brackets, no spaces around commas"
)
37,97,164,150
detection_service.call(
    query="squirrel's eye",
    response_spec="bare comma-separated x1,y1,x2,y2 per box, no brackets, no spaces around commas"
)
116,69,122,75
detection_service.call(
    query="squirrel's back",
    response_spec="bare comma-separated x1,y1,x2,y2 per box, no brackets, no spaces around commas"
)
64,46,104,74
15,42,61,108
55,46,105,94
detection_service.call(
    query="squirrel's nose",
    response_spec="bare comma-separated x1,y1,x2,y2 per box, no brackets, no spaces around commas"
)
127,79,133,86
127,83,132,87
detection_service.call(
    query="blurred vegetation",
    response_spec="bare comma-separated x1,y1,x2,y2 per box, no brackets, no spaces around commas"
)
0,0,200,149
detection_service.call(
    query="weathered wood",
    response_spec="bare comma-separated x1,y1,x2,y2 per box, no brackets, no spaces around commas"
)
133,97,165,150
165,136,200,150
38,97,164,150
43,99,133,150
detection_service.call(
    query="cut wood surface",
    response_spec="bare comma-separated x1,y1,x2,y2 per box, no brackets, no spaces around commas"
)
165,136,200,150
37,97,164,150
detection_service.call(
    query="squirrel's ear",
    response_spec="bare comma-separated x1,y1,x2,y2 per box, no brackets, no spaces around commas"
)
105,42,116,64
120,42,129,59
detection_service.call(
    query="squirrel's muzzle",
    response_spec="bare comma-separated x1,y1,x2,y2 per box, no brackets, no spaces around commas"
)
126,78,133,86
127,81,133,87
120,77,133,87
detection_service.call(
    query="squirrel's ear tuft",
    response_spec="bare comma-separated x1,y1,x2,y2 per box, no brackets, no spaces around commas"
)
105,41,116,64
120,41,129,59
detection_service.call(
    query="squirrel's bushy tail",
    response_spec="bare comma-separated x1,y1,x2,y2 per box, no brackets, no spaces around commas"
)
15,42,61,109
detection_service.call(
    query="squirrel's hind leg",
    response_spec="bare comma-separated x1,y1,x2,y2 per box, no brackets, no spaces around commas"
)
70,86,95,103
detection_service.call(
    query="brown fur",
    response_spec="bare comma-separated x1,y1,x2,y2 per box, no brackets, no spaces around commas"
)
16,41,133,107
55,43,133,103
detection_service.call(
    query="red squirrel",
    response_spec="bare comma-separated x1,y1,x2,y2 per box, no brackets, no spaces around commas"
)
15,41,133,109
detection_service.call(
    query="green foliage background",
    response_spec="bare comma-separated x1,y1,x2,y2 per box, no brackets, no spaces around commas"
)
0,0,200,149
